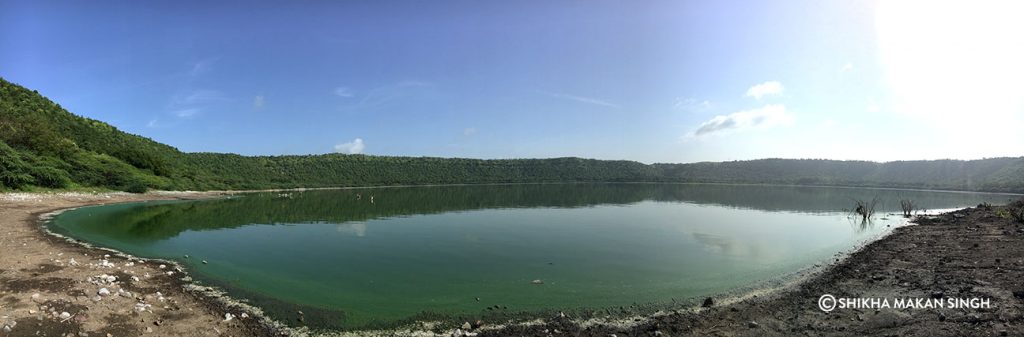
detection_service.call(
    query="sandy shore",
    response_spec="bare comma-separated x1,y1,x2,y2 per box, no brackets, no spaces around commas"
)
0,191,275,337
4,191,1023,336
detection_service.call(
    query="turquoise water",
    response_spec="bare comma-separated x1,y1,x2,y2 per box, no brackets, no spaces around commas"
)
48,184,1016,330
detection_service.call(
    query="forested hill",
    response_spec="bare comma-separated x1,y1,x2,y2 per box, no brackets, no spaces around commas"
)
2,77,1024,193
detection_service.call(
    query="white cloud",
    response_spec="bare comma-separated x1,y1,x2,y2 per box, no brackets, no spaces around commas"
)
841,63,854,72
674,97,712,111
744,81,784,99
173,108,201,118
543,91,619,108
173,89,224,105
692,104,793,136
188,58,218,77
334,87,353,97
334,138,365,154
463,127,477,136
253,95,264,109
146,119,159,128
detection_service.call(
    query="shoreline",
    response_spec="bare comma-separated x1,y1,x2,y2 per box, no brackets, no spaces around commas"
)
3,190,1021,336
484,202,1024,336
0,191,278,337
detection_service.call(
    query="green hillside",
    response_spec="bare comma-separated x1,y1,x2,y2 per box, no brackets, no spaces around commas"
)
2,77,1023,193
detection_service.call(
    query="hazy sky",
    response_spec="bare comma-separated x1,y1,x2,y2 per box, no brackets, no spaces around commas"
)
2,0,1022,163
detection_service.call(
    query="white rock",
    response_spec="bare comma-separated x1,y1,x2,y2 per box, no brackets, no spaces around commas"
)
224,313,235,321
98,288,111,296
59,312,71,320
158,264,166,269
240,313,249,318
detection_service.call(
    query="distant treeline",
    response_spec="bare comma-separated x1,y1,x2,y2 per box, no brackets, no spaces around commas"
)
2,77,1023,193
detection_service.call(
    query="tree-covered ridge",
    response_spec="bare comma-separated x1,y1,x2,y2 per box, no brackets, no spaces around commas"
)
2,77,1024,193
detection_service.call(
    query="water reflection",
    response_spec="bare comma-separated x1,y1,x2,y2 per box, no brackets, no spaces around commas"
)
53,183,1016,242
335,222,367,237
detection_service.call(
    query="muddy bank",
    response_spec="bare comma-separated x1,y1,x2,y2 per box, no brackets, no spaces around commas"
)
0,191,277,337
476,202,1024,337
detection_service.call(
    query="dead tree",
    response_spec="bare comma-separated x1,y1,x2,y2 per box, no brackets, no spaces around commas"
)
899,199,916,218
852,197,880,222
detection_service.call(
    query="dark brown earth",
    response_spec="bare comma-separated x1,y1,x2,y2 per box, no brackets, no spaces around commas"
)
480,201,1024,337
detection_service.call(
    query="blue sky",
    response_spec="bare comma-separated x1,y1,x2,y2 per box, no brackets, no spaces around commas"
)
2,0,1022,163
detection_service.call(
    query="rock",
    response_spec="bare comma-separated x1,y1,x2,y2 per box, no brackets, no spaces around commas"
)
59,312,71,320
531,279,544,285
863,310,912,329
747,321,759,328
224,313,235,321
240,313,249,319
98,288,111,296
461,322,472,330
159,264,166,269
702,297,714,308
202,260,208,264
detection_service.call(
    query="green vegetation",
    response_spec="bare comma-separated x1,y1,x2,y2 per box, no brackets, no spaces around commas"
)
3,77,1024,193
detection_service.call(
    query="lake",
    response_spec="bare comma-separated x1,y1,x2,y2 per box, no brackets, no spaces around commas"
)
48,184,1017,330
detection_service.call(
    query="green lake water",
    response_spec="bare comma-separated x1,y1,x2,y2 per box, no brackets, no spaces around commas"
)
48,184,1017,330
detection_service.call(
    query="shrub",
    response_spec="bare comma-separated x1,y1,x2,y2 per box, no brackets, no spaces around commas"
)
28,165,72,188
121,177,149,194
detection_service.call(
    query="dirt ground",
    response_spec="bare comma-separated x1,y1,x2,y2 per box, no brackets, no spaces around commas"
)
0,191,274,337
482,202,1024,336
